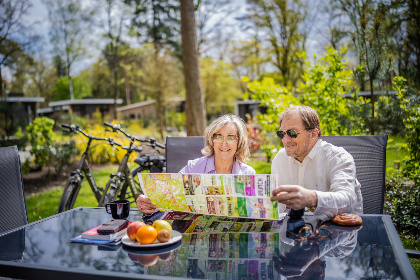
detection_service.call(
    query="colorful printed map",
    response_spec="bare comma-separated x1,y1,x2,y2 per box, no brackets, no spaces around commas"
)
138,173,287,220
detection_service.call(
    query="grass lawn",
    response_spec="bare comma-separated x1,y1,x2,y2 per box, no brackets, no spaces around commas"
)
26,166,118,222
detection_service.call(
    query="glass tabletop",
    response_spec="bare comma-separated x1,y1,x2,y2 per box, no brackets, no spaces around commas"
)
0,207,413,279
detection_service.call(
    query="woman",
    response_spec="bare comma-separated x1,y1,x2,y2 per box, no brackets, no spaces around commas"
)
136,114,256,214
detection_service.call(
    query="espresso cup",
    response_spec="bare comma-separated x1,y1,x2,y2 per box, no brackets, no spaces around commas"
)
105,199,130,219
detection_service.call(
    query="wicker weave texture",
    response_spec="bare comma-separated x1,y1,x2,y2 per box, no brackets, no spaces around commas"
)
0,146,29,233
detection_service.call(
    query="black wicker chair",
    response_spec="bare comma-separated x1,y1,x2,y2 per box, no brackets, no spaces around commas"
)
322,135,388,215
165,136,205,173
0,146,29,234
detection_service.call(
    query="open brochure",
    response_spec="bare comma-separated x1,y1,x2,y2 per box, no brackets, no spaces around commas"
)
138,173,287,220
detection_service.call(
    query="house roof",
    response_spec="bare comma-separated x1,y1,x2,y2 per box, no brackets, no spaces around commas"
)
37,107,54,114
117,97,185,112
1,97,45,103
49,98,123,107
117,100,156,112
343,91,397,98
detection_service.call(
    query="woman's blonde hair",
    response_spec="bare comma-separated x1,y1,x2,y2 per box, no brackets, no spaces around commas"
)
201,114,251,163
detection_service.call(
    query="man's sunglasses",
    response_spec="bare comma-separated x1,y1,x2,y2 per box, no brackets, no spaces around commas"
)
276,129,305,140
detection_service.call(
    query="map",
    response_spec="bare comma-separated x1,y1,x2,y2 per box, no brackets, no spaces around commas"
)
138,173,287,220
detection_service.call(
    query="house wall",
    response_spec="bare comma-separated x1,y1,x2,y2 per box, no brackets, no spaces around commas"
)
118,103,156,121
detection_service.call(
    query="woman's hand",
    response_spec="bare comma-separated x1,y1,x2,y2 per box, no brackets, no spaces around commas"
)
136,195,157,214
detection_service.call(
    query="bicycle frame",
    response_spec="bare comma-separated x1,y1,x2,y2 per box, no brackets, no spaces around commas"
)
57,124,112,213
98,136,142,206
101,122,165,205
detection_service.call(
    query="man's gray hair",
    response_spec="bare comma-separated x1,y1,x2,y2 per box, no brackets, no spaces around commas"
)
279,106,322,138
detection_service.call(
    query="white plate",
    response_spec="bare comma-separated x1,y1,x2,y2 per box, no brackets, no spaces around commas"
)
122,230,182,248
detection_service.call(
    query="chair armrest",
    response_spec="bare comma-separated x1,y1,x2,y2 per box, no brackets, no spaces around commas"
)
406,249,420,259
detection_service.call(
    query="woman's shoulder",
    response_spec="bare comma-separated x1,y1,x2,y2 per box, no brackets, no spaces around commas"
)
237,161,256,175
182,156,210,173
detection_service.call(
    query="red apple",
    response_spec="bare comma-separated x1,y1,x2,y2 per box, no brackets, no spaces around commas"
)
127,221,146,241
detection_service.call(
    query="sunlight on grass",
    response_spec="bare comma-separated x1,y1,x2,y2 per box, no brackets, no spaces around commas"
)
25,166,118,223
248,159,271,174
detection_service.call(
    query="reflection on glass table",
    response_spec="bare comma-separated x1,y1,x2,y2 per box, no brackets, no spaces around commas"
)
0,207,415,280
141,211,409,279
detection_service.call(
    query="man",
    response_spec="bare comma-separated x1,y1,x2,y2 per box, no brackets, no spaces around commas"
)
270,106,363,220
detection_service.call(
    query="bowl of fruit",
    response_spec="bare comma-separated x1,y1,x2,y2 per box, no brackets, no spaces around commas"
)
122,220,182,248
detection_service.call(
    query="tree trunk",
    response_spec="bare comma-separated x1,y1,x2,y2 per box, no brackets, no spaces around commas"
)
124,55,131,105
180,0,206,136
0,66,3,98
113,68,119,119
68,74,74,100
370,79,375,135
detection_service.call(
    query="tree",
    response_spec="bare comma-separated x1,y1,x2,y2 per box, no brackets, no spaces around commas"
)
228,39,266,85
97,0,132,117
298,46,363,135
180,0,206,136
200,57,243,116
385,0,420,88
315,0,350,50
194,0,235,57
245,0,307,87
126,0,181,135
43,0,94,100
338,0,393,135
0,0,37,98
140,45,184,137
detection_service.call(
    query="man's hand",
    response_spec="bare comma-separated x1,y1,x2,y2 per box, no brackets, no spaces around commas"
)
136,195,157,214
271,185,318,210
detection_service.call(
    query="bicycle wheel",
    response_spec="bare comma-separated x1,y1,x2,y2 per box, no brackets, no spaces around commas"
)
57,182,77,213
99,177,122,206
120,166,149,205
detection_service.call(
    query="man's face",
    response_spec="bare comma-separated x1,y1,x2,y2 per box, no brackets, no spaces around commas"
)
280,113,316,162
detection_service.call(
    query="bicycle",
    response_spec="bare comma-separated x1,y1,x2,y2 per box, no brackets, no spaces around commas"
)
56,124,113,213
101,122,166,206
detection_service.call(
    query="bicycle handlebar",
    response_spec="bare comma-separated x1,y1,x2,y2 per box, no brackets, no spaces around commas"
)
62,123,111,142
103,122,165,150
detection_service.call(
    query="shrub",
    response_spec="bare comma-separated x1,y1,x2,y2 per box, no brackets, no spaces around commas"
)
26,117,55,170
385,176,420,236
384,77,420,237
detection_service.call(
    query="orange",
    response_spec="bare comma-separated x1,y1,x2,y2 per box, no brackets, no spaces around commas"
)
136,225,158,244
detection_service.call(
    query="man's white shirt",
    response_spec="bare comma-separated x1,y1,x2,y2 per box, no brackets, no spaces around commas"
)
271,139,363,220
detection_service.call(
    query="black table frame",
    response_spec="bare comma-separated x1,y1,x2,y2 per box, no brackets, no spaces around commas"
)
0,208,417,280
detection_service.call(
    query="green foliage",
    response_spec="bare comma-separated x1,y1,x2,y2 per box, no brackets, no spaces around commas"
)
52,140,79,176
244,76,298,161
298,46,362,135
384,77,420,237
247,159,271,174
385,176,420,236
244,47,365,160
201,57,243,116
51,75,92,101
26,117,55,170
393,76,420,182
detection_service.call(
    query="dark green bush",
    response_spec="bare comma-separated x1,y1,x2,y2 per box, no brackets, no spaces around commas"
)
385,176,420,237
52,140,79,176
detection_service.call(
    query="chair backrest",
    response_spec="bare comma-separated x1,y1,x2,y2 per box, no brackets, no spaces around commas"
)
166,136,205,173
322,135,388,214
0,146,29,233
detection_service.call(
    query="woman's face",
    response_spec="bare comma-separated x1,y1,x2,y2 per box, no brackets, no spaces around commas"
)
213,123,239,162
